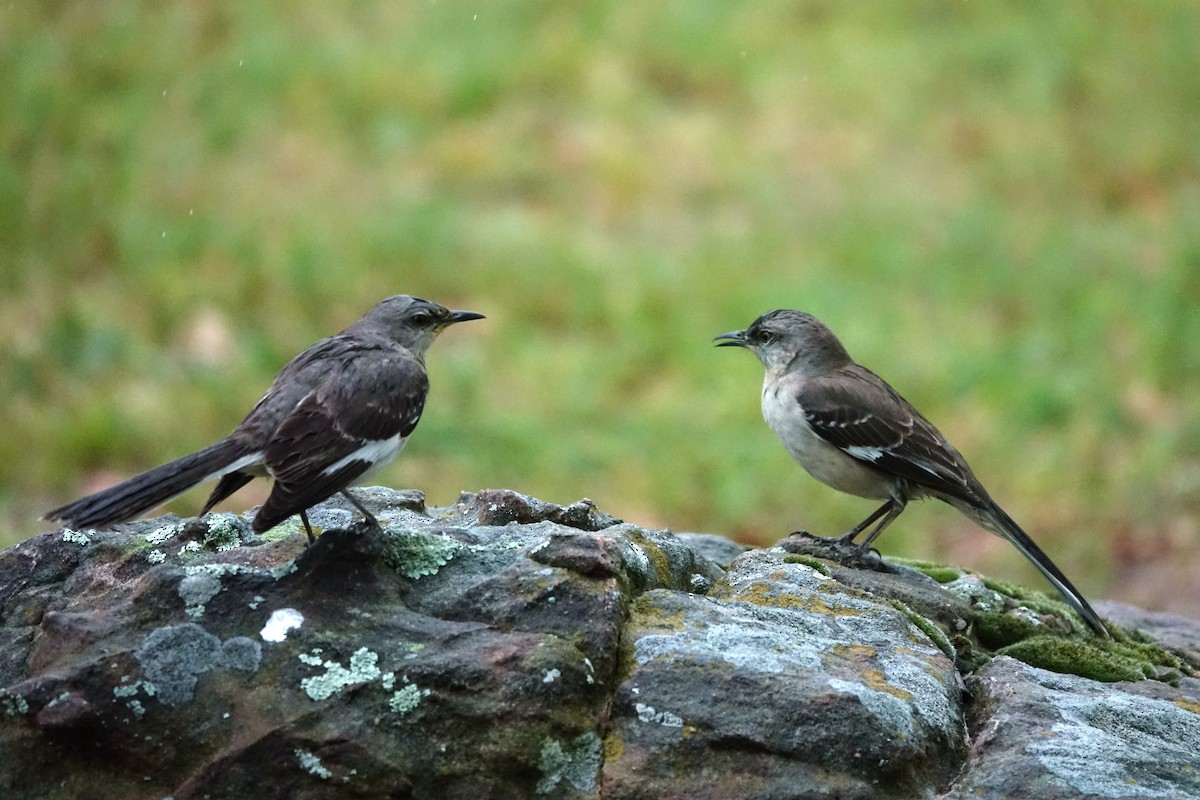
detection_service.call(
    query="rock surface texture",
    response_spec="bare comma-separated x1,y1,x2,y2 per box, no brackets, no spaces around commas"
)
1,488,1197,799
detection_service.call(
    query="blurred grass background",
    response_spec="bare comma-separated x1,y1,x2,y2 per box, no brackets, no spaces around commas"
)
3,2,1199,613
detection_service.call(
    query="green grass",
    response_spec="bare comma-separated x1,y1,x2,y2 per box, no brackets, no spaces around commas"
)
3,3,1199,609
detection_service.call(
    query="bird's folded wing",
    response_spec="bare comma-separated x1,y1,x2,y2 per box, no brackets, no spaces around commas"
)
796,367,982,502
257,353,429,525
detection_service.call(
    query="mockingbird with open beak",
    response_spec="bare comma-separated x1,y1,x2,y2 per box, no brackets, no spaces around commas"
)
716,309,1109,638
46,295,483,543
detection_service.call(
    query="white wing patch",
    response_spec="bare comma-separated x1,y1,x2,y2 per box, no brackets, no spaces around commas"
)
320,435,406,479
845,445,884,462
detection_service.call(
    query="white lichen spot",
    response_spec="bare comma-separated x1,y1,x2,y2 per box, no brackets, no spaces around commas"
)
177,541,201,556
543,669,561,684
583,658,596,685
249,595,265,610
381,672,396,690
635,702,684,727
147,549,166,564
46,692,72,708
294,748,332,780
260,608,304,642
61,529,91,545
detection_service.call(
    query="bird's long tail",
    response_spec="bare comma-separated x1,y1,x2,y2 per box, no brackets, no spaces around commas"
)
973,500,1110,638
44,439,257,530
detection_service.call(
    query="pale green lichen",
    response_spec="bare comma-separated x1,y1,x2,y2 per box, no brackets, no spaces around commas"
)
536,733,601,795
383,527,462,579
145,523,182,546
147,549,166,564
389,684,428,715
202,514,244,551
61,529,91,545
298,649,325,666
2,694,30,716
113,680,157,699
299,647,381,701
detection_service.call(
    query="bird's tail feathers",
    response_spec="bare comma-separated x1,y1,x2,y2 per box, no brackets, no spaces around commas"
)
45,439,259,530
973,500,1110,638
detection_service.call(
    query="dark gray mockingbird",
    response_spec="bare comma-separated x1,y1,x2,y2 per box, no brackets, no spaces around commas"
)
716,309,1109,638
46,295,483,544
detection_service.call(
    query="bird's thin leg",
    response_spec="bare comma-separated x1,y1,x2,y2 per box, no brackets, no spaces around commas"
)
299,510,316,546
837,500,897,543
340,490,381,529
857,500,907,550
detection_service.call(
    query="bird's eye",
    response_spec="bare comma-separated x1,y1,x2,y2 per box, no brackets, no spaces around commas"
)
751,329,774,344
411,311,433,326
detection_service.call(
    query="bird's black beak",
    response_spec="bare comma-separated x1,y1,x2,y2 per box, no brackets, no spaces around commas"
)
447,310,486,324
713,330,748,348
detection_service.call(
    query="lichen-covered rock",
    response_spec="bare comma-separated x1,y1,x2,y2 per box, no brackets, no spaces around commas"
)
603,549,966,800
943,656,1200,799
1,489,1197,799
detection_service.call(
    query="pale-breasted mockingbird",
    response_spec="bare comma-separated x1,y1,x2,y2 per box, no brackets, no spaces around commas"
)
46,295,483,543
716,309,1109,638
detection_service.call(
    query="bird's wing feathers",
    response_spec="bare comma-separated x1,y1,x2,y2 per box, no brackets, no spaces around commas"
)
796,366,984,503
255,351,428,527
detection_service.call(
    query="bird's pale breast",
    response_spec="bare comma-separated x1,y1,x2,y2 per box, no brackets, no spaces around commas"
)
761,379,893,501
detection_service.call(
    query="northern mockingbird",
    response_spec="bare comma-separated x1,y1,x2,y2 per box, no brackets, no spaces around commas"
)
716,309,1109,638
46,295,483,543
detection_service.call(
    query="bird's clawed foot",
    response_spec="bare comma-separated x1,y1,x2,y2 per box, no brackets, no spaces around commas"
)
834,529,863,546
779,528,893,572
340,490,385,534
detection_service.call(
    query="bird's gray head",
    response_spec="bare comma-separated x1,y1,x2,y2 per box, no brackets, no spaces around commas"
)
714,309,852,376
350,295,485,354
